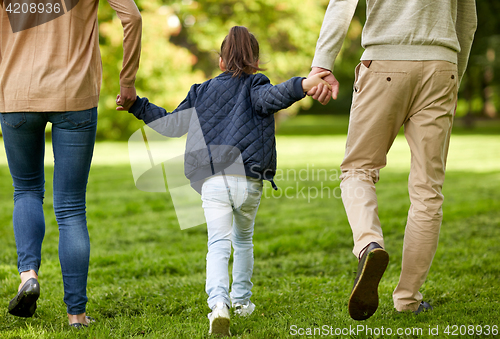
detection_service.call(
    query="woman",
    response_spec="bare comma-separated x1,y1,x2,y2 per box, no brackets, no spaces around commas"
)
0,0,141,327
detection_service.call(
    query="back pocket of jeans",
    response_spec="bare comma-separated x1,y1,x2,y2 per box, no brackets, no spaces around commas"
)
1,113,26,128
62,109,93,127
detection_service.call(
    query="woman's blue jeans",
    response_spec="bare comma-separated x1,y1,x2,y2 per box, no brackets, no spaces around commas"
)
0,108,97,315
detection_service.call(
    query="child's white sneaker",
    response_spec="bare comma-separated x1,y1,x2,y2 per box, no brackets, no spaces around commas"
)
208,302,231,336
233,301,255,317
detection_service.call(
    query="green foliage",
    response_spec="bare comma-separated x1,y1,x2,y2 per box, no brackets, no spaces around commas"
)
172,0,328,78
0,134,499,338
97,0,207,140
96,0,360,140
458,0,500,119
96,0,498,138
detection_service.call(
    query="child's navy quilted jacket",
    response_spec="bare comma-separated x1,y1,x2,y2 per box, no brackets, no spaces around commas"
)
129,72,306,192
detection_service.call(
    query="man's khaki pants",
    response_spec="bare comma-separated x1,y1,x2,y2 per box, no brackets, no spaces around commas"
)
340,60,458,312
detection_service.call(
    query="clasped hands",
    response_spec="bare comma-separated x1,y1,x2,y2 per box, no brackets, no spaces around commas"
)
116,86,137,111
305,66,339,105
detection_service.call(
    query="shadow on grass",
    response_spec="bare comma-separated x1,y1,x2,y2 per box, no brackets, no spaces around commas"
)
277,115,500,136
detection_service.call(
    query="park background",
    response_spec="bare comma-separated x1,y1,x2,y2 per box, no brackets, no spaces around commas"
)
1,0,499,338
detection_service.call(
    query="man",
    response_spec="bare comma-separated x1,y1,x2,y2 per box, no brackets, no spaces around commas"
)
309,0,477,320
0,0,141,327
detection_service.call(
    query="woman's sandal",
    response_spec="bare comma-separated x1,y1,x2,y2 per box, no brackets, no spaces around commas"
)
69,316,95,329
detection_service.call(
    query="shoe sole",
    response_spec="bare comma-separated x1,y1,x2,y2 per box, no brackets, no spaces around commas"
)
210,316,230,336
8,290,39,318
348,248,389,320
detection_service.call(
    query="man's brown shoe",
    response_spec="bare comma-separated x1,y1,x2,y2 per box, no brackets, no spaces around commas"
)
348,242,389,320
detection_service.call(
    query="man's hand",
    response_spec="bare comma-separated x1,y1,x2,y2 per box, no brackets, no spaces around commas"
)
302,71,332,92
307,67,339,105
116,86,137,111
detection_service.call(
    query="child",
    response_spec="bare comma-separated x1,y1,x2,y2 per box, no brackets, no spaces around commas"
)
121,26,331,336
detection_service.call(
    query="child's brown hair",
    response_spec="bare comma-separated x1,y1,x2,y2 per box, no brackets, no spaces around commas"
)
220,26,264,77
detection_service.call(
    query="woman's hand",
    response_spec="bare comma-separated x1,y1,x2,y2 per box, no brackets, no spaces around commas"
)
116,86,137,111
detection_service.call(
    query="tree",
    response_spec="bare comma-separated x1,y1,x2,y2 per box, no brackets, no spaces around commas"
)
96,0,499,140
459,0,500,121
97,0,334,139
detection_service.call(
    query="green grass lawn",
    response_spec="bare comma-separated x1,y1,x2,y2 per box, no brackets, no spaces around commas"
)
0,132,499,338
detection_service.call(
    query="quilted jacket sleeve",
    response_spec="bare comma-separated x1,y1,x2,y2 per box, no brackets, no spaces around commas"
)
128,84,199,137
250,74,306,116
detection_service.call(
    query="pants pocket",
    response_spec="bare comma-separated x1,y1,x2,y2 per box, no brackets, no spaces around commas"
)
62,109,93,127
353,63,362,93
1,113,27,129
